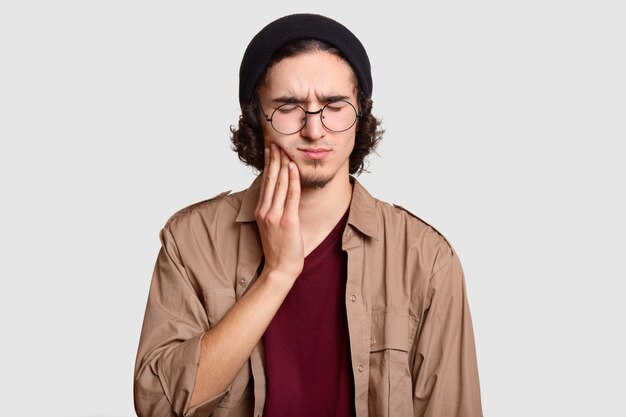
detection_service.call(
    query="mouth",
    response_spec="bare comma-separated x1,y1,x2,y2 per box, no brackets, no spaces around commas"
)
298,147,331,160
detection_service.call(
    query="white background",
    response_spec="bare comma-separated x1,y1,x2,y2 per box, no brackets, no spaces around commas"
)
1,1,625,416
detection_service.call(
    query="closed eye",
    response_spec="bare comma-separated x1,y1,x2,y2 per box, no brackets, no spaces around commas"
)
324,100,350,112
275,104,301,113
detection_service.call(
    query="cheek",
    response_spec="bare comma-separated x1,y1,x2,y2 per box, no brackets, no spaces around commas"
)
261,124,271,146
344,133,356,154
261,127,284,150
261,130,295,158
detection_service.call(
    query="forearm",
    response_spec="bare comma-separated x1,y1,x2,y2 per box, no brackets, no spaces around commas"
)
191,144,303,407
189,268,295,407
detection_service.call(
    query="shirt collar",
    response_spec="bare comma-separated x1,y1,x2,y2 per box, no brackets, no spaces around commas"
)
235,175,262,223
236,175,380,241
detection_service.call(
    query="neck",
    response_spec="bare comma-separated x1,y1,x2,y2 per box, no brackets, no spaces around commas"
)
298,171,353,254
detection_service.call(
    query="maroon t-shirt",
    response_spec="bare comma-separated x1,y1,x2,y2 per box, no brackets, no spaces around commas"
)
263,209,355,417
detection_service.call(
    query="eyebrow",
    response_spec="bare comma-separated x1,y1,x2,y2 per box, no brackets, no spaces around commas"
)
271,94,351,105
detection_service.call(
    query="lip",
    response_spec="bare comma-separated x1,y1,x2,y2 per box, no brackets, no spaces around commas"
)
298,148,331,160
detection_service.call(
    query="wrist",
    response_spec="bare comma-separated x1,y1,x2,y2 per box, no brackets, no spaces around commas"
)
258,268,298,291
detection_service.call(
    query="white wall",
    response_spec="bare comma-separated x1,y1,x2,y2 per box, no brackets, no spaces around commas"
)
1,1,624,416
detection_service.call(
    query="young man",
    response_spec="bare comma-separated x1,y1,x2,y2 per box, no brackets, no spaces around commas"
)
134,13,483,417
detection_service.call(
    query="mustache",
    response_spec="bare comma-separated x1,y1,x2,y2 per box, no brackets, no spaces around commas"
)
298,140,333,148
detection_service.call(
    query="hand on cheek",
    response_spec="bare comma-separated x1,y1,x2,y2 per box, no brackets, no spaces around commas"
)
254,143,304,282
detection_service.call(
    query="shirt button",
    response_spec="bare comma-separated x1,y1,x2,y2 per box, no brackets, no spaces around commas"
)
358,364,364,372
370,338,376,346
350,294,357,302
239,278,246,285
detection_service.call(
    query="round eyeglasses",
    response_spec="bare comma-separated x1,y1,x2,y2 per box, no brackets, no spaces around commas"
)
261,100,361,135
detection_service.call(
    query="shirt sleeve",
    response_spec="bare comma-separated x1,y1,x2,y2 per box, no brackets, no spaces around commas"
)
134,226,228,417
411,246,484,417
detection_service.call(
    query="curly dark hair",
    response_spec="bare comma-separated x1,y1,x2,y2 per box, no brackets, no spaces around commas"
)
230,39,384,175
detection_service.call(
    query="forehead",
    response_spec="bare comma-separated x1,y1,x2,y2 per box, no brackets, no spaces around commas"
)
260,51,357,100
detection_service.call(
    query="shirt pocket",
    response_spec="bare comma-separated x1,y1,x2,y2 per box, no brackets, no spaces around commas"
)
368,308,418,417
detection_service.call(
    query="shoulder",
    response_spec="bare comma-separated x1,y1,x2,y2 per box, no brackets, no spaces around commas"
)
375,199,456,271
163,188,247,232
386,202,453,247
351,179,454,256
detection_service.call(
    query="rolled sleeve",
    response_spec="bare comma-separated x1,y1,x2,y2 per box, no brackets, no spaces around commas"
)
412,248,483,417
134,226,227,417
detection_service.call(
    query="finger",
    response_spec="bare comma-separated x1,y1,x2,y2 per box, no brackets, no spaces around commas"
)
269,150,290,218
256,146,270,212
258,143,281,215
284,160,301,220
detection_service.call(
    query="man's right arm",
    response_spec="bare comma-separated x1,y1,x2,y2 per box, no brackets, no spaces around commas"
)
134,145,303,417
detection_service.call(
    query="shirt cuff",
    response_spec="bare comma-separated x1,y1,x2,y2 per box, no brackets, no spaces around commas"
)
158,332,229,416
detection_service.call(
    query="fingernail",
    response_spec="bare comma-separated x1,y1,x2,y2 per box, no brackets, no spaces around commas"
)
288,162,294,169
264,147,269,154
270,143,276,150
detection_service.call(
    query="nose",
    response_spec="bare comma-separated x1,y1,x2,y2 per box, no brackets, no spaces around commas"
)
300,108,326,140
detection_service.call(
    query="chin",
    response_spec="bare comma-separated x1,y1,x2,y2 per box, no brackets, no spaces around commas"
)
299,172,334,189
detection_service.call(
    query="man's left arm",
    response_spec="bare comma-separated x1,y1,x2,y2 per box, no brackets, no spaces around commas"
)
411,247,484,417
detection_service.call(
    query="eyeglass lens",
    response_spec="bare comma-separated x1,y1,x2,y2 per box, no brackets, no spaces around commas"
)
270,100,357,135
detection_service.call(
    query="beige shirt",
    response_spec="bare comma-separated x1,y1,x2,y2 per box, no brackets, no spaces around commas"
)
134,176,483,417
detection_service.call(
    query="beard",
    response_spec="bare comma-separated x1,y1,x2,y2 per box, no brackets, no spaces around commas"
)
299,160,334,189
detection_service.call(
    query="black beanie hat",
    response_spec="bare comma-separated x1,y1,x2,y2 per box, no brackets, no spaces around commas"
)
238,13,372,106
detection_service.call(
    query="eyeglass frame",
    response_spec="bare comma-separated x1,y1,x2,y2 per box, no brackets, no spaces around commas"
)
260,99,362,135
